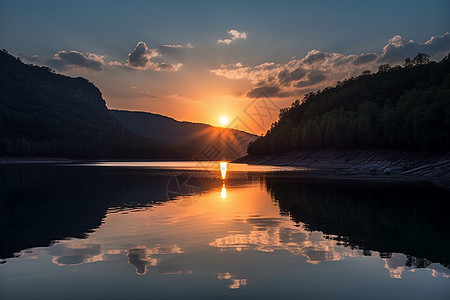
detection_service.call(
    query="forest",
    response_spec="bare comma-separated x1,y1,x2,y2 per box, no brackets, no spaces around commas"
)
248,53,450,155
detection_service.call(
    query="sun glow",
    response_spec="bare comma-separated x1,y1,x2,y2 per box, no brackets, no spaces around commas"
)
220,116,229,126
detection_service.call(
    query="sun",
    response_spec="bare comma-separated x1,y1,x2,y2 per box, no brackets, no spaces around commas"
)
220,116,229,126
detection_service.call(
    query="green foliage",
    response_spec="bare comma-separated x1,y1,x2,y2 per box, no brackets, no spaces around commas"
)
0,50,185,159
248,53,450,155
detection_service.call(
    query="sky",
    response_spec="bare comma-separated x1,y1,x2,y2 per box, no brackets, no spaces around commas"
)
1,0,449,133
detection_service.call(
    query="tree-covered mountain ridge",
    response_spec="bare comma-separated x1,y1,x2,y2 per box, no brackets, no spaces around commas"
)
248,53,450,155
0,49,186,159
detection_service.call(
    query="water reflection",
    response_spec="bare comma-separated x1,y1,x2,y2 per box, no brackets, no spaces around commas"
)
1,163,449,299
265,178,450,271
48,243,103,266
221,184,227,199
217,273,247,289
127,245,183,275
220,161,228,179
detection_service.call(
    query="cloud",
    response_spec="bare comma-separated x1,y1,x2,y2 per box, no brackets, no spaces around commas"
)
19,40,191,73
211,32,450,99
294,70,327,88
246,86,281,98
379,32,450,63
46,50,105,72
127,41,159,69
157,43,193,57
303,50,327,64
279,67,307,86
47,243,103,266
127,248,158,275
127,41,183,71
217,29,247,45
352,53,378,65
160,43,193,49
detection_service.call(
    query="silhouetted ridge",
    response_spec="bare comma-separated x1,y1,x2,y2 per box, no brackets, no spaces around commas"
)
110,109,257,159
0,50,185,159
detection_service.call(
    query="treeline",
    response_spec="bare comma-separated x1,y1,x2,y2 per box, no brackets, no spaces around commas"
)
0,50,185,159
248,53,450,155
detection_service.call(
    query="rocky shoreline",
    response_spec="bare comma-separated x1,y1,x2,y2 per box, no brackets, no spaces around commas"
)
233,150,450,189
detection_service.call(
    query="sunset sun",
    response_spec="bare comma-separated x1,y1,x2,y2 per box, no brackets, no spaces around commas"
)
220,116,229,126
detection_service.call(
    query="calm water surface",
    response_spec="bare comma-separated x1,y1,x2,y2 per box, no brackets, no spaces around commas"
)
0,161,449,299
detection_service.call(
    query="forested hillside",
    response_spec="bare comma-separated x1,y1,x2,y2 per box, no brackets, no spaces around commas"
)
248,53,450,155
0,50,184,159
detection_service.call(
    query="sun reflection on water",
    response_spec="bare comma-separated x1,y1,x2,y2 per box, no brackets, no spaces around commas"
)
219,161,228,179
221,184,227,199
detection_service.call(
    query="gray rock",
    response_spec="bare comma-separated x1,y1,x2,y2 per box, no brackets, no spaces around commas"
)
383,168,392,175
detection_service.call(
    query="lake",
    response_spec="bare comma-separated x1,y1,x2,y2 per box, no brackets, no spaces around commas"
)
1,161,449,299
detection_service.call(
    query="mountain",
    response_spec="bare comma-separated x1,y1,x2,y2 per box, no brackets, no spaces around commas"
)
0,50,185,159
248,53,450,155
110,110,257,160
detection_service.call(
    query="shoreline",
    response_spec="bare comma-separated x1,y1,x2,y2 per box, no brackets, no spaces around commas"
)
233,150,450,189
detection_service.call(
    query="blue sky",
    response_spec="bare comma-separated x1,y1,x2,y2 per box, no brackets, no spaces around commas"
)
1,0,449,130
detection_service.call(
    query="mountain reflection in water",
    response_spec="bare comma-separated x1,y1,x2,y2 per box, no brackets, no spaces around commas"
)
0,163,449,299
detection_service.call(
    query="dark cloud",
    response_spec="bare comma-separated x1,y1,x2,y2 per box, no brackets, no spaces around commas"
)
306,250,327,263
47,243,102,266
295,71,326,88
279,228,308,243
353,53,378,65
127,42,182,71
277,90,296,98
127,248,157,275
246,86,281,98
279,67,307,86
245,85,294,98
303,50,327,64
155,62,174,70
127,42,156,68
47,50,104,71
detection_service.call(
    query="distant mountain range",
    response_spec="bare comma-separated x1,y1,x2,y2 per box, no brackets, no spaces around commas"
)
0,50,256,160
110,110,257,160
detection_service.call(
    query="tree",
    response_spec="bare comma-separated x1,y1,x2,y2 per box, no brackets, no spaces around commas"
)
404,57,413,67
378,64,391,72
412,53,430,65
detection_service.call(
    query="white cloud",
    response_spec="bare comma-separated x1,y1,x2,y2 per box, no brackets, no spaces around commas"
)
217,29,248,45
160,43,193,49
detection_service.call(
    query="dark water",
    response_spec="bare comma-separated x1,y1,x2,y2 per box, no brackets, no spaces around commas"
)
0,162,449,299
